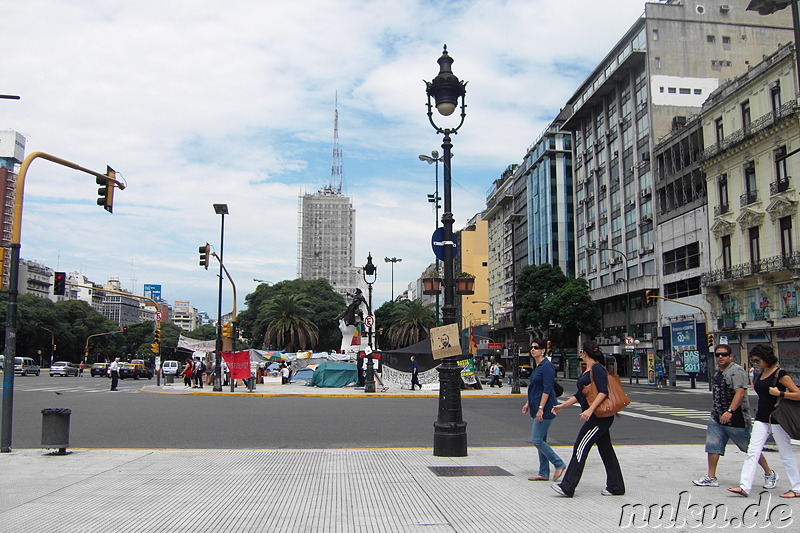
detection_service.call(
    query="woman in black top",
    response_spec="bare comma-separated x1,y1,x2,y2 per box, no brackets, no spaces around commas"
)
550,341,625,497
728,344,800,498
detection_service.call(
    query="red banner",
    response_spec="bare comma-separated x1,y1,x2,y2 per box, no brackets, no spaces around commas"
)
221,350,250,379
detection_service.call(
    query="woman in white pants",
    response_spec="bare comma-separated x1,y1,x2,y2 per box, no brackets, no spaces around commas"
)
728,344,800,498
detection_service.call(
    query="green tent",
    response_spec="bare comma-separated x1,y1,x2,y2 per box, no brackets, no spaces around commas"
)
310,361,358,388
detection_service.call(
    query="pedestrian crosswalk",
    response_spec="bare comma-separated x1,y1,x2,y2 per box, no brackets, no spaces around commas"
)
628,401,709,421
14,385,139,394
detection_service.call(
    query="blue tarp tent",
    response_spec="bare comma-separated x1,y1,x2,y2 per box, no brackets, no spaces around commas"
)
310,361,358,388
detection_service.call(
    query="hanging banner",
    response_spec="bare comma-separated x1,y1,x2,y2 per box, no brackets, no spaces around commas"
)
457,357,477,385
430,323,462,359
221,350,251,379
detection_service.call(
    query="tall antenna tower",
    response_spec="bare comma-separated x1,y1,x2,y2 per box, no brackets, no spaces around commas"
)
329,93,343,193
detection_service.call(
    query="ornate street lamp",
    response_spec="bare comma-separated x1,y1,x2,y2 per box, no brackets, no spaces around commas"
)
363,253,377,393
425,45,468,457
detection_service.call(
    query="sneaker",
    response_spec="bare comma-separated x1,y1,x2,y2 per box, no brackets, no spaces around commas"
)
601,489,624,496
551,483,571,497
764,471,779,489
692,476,719,487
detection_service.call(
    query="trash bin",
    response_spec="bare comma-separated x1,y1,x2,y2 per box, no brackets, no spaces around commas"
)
166,374,174,384
41,408,71,455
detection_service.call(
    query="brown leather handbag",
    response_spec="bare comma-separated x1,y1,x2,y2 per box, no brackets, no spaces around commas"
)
582,366,631,418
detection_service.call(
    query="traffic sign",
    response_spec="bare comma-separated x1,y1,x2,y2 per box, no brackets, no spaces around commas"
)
431,227,458,262
625,336,635,346
155,311,163,321
487,343,503,350
364,315,375,328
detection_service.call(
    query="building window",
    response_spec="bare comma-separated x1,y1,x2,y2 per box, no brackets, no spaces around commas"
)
707,35,715,43
722,235,732,272
694,89,703,95
744,161,757,196
775,145,788,183
771,81,782,114
663,242,700,275
722,36,731,45
749,226,761,266
781,216,793,257
741,100,751,130
718,173,729,208
653,29,659,40
665,276,702,298
715,118,724,143
668,87,677,94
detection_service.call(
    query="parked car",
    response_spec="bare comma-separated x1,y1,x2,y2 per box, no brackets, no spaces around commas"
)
162,360,180,376
14,357,41,376
90,363,110,377
50,361,79,377
519,365,533,379
119,363,153,380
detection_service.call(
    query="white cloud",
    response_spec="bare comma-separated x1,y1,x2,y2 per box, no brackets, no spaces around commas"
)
3,0,647,313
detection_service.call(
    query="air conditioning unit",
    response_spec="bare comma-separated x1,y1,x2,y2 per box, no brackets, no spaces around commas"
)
640,188,651,198
643,333,653,341
720,4,730,13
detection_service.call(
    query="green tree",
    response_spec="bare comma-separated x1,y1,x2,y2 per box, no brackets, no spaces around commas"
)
385,299,435,349
187,324,216,340
261,294,319,351
239,279,344,351
516,264,600,349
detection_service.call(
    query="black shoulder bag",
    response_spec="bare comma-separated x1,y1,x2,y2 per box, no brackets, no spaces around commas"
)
769,367,800,440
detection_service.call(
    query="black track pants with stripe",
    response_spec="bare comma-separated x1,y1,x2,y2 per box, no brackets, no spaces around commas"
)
558,415,625,496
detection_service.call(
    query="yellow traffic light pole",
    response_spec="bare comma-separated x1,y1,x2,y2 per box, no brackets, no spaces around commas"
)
84,331,119,364
2,152,124,453
646,291,712,389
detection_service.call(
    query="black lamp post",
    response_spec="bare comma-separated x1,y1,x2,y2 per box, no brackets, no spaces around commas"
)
425,45,468,457
363,253,377,393
384,257,402,301
213,203,228,392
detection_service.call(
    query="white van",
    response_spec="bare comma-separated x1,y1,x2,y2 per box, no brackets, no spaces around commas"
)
15,357,41,376
162,360,181,376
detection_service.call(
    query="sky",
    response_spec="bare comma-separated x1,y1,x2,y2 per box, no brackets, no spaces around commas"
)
2,0,650,316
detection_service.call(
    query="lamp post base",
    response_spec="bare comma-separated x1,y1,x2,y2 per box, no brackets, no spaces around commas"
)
433,357,467,457
364,359,376,393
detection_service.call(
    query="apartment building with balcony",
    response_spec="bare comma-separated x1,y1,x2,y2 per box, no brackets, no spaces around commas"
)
560,0,792,360
700,43,800,377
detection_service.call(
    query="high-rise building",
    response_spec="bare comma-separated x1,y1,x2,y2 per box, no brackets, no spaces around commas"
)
0,130,25,288
561,0,793,359
297,186,361,298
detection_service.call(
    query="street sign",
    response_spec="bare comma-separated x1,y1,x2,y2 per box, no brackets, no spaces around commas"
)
625,336,635,346
364,315,375,328
431,227,458,262
155,311,163,321
487,343,503,350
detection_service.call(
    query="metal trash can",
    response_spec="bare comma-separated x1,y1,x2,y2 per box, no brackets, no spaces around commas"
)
41,408,71,455
166,374,174,384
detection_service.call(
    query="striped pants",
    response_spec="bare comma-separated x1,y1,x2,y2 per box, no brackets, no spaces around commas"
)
558,415,625,497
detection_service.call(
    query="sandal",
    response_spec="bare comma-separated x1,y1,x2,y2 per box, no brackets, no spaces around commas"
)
727,487,748,497
780,490,800,498
528,475,549,481
552,467,565,482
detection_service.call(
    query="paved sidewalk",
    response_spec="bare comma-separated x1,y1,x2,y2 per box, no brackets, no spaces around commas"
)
1,444,798,532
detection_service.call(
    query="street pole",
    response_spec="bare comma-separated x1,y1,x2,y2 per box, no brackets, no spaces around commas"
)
426,45,468,457
213,204,229,392
2,152,122,453
363,253,377,393
421,151,443,325
384,257,402,301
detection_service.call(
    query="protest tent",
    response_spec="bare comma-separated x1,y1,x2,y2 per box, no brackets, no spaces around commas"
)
309,361,358,388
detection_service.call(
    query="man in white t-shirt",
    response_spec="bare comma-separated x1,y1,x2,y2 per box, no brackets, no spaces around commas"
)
109,357,121,391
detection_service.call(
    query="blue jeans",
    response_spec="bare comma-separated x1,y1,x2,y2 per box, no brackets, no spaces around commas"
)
532,417,565,478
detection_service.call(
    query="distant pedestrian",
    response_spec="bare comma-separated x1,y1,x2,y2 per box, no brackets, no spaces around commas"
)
109,357,121,391
692,344,775,488
181,358,193,388
193,357,204,388
488,362,503,388
551,341,624,497
78,361,85,377
522,339,565,482
728,344,800,498
656,361,665,388
410,356,421,390
281,364,290,384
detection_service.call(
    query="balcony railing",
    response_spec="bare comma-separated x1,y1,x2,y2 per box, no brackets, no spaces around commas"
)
702,252,800,284
770,176,791,195
701,100,798,161
740,190,758,207
714,203,730,217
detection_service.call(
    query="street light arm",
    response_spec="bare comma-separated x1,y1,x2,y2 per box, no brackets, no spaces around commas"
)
212,252,237,323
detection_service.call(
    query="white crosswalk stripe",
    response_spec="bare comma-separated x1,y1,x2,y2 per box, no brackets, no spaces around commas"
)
628,401,709,420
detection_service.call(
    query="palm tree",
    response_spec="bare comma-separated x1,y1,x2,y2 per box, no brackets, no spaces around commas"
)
261,294,319,351
387,299,435,348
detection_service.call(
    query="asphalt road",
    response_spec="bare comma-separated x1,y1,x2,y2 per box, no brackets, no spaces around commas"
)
1,374,714,449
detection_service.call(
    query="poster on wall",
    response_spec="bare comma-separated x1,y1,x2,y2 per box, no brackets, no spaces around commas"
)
670,320,697,375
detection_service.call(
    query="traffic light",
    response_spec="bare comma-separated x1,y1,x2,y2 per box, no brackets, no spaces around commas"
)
154,329,161,344
53,271,66,296
122,326,128,335
221,322,232,338
150,343,160,354
707,334,715,348
199,243,210,269
96,166,115,213
645,290,652,304
546,340,552,354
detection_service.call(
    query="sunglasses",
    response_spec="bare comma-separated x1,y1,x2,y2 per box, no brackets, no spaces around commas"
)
715,353,731,357
531,346,542,350
750,358,763,364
